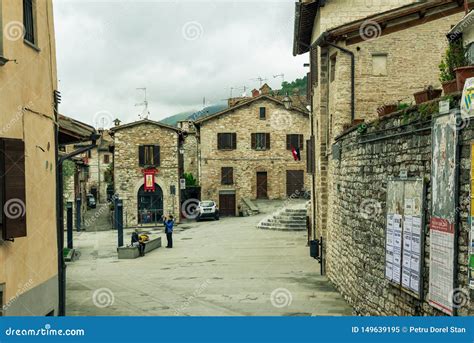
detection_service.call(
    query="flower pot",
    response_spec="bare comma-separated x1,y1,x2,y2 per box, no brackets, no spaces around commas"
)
455,66,474,91
377,104,397,117
442,79,458,95
413,88,442,104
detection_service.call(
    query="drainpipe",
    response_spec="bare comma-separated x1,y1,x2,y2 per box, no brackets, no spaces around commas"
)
314,32,355,123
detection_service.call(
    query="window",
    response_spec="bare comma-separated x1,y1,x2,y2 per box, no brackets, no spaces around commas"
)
0,138,27,240
23,0,35,45
217,133,237,150
87,150,91,158
372,53,387,76
286,134,304,150
103,154,110,164
259,107,266,120
251,133,270,150
138,145,160,167
330,54,337,82
221,167,234,185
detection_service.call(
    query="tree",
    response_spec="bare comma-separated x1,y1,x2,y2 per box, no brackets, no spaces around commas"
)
279,75,307,95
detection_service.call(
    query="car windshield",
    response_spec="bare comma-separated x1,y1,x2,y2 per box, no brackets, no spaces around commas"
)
200,201,214,207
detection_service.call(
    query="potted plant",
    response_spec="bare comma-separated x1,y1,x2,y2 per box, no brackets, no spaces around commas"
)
413,85,442,104
439,39,470,93
377,104,398,117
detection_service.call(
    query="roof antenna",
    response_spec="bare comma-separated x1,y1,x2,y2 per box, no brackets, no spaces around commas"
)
251,77,268,87
135,87,150,119
273,73,285,84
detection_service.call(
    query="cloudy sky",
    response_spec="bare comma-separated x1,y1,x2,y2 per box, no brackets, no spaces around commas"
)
53,0,308,127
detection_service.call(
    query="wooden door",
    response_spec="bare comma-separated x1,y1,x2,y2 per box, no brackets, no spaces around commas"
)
286,170,304,197
219,193,236,216
256,172,268,199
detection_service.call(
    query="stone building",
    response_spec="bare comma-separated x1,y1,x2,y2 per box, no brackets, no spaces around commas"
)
0,0,60,316
111,119,184,227
194,87,310,216
177,120,199,181
293,0,472,315
294,0,466,255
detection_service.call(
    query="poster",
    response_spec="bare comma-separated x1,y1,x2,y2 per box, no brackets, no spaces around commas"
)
461,77,474,118
385,179,424,296
429,113,457,316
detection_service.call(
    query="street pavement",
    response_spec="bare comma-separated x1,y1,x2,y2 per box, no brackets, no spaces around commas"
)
66,200,352,316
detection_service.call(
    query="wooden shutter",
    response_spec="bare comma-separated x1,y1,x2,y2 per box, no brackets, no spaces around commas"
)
310,47,318,87
299,135,304,150
306,136,315,174
286,135,291,150
231,133,237,150
1,139,27,239
306,72,312,102
251,133,256,149
221,167,233,185
217,133,223,149
138,146,145,166
153,145,160,166
265,133,270,150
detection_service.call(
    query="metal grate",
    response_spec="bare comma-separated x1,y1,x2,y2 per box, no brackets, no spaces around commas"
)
23,0,35,44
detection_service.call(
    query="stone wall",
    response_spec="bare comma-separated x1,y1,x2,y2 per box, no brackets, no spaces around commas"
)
325,98,473,316
198,97,310,213
113,123,181,226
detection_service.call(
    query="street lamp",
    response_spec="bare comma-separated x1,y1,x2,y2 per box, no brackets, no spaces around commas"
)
282,92,292,110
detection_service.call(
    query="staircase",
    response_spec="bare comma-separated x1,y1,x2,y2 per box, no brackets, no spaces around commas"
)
257,204,307,231
241,198,260,216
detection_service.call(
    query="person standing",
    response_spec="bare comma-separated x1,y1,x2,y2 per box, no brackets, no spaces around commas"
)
164,215,174,248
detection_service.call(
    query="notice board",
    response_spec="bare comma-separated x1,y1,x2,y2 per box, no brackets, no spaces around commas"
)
429,113,458,316
385,178,425,297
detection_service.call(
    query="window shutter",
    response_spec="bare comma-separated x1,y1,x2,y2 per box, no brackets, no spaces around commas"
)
232,133,237,150
306,72,312,102
310,47,318,87
251,133,256,150
299,135,304,150
286,135,291,150
217,133,222,149
228,167,233,184
153,145,160,166
1,139,27,239
306,138,315,174
265,133,270,150
138,146,145,166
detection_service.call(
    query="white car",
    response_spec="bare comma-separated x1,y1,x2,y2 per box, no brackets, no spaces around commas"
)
196,200,220,221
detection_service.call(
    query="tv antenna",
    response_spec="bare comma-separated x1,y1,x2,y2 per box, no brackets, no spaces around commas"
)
273,73,285,83
251,77,268,87
135,87,150,119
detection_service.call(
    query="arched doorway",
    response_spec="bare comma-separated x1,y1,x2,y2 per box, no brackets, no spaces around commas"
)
137,184,163,224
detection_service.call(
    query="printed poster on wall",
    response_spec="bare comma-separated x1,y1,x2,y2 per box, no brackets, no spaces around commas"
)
429,113,457,316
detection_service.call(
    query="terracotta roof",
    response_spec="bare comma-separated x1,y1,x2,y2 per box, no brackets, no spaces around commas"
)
58,114,96,145
194,95,308,125
110,119,182,133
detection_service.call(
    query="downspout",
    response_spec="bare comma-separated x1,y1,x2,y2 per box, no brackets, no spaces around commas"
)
314,32,355,122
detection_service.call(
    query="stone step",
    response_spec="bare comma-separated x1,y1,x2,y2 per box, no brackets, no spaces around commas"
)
257,224,306,231
271,215,307,221
266,219,307,225
258,222,306,229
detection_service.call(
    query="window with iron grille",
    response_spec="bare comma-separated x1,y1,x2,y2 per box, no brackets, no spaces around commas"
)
217,133,237,150
23,0,35,45
221,167,233,185
286,134,304,150
251,133,270,150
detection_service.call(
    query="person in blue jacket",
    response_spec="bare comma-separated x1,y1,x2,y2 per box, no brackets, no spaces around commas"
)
164,215,174,248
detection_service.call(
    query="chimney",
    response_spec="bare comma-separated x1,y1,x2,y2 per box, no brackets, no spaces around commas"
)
259,83,272,95
251,89,260,97
113,118,121,127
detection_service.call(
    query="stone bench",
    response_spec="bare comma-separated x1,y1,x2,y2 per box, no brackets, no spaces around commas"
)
117,237,162,259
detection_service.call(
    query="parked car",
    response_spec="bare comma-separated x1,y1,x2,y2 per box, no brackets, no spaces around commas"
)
196,200,219,221
87,194,96,209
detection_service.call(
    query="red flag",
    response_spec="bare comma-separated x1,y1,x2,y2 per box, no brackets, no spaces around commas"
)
291,147,298,161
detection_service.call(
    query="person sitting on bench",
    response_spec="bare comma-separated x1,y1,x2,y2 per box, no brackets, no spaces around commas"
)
131,229,146,257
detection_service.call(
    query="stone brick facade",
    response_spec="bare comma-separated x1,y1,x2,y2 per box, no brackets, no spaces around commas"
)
177,120,199,181
111,120,182,226
195,95,310,215
324,98,473,316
